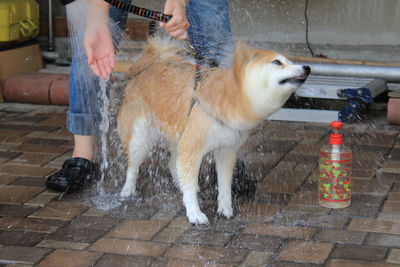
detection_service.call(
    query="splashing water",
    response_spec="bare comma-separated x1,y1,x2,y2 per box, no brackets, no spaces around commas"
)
97,78,110,195
62,0,328,230
66,0,134,206
64,0,238,213
64,0,398,233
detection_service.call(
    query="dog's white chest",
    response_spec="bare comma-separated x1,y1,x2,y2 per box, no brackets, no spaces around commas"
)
206,122,247,149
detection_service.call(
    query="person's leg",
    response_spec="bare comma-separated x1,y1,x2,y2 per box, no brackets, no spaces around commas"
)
73,135,94,159
67,49,100,160
47,1,131,193
68,0,131,161
186,0,233,67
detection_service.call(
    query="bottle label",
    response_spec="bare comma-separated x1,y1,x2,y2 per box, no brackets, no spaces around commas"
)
319,157,351,202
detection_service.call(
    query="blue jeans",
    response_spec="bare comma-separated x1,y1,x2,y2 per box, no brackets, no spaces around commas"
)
67,0,130,135
68,0,233,135
187,0,233,67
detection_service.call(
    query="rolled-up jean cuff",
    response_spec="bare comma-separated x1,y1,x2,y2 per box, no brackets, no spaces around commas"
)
67,111,100,136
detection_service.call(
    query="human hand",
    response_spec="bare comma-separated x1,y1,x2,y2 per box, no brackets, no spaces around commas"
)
159,0,189,40
84,21,114,78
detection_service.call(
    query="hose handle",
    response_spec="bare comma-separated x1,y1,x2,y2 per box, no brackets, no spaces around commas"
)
103,0,172,22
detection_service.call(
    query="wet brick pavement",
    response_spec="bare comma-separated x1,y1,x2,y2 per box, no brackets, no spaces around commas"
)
0,102,400,266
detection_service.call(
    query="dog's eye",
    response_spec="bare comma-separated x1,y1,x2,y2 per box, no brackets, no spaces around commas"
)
272,60,282,66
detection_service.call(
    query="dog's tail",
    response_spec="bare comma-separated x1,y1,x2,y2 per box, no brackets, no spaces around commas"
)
128,36,188,78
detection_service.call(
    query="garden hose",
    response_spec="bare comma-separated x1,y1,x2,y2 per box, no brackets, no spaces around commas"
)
103,0,172,22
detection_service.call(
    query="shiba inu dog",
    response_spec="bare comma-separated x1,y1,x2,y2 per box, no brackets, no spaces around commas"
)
118,37,310,224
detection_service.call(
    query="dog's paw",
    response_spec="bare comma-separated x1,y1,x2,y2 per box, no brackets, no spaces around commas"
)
187,211,209,225
120,185,135,198
217,202,233,219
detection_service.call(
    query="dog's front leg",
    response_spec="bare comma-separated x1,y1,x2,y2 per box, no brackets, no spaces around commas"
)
176,132,209,225
214,146,238,218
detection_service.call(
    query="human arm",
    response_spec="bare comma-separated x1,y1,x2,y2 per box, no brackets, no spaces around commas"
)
60,0,113,78
159,0,190,40
84,0,113,78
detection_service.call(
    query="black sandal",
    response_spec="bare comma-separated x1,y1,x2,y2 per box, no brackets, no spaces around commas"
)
46,157,97,194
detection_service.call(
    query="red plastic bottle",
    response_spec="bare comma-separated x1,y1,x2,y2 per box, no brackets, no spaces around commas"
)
318,121,352,208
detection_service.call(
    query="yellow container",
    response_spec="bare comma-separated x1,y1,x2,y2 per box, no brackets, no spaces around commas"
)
0,0,39,42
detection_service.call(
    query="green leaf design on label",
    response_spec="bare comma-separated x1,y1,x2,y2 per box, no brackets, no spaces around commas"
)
343,183,350,191
332,169,341,178
323,184,331,192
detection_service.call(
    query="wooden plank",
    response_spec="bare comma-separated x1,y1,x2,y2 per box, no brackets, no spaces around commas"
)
268,108,338,123
389,91,400,98
287,55,400,67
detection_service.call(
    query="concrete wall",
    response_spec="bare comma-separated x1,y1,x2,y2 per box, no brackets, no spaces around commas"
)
230,0,400,45
39,0,400,61
228,0,400,61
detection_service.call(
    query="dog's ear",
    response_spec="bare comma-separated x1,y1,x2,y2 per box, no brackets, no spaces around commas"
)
233,41,252,86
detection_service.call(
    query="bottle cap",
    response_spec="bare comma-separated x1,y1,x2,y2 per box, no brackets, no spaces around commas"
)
329,121,343,145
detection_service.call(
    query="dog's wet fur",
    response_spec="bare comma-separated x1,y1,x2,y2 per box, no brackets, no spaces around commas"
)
118,37,310,224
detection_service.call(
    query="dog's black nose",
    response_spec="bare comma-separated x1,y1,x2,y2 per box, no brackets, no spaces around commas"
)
303,66,311,75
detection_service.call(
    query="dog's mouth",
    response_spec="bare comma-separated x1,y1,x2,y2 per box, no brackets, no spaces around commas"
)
279,66,311,85
279,76,308,85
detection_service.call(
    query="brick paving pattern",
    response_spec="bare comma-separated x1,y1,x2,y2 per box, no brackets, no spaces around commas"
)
0,102,399,266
